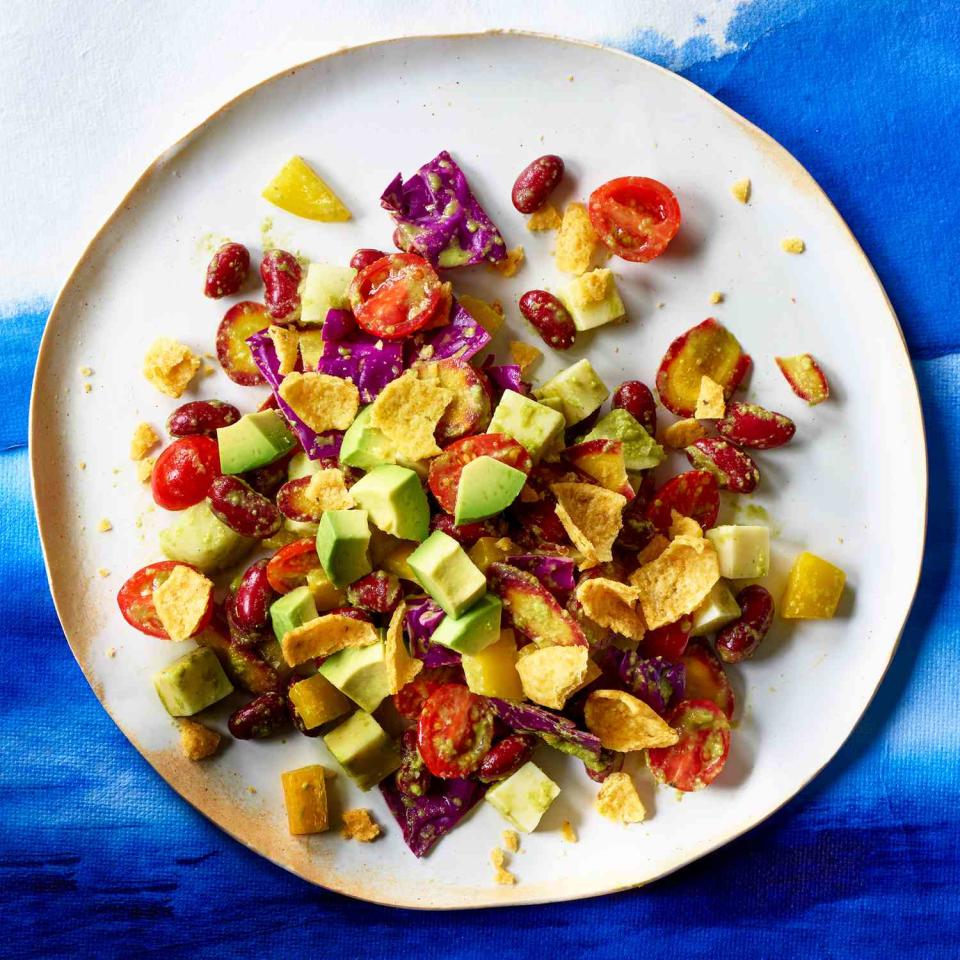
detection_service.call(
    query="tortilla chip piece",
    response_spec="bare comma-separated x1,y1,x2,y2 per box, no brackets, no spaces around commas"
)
306,468,355,511
153,565,213,642
629,535,720,630
179,719,221,761
136,457,156,484
555,202,599,275
636,534,670,566
660,418,707,450
526,204,562,231
370,371,452,461
384,602,422,694
281,613,378,666
130,422,159,460
551,482,626,566
515,645,589,710
341,808,381,842
299,329,325,372
490,246,525,277
143,337,201,398
269,324,300,376
584,689,679,752
576,577,646,641
695,375,726,419
509,340,542,373
595,772,646,824
669,510,703,540
279,372,359,433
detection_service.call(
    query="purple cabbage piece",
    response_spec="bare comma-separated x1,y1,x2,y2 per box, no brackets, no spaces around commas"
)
504,554,576,594
407,298,491,364
247,330,343,459
405,598,461,668
380,774,486,858
483,362,528,397
322,307,357,341
316,331,406,404
380,150,507,268
488,698,605,771
611,650,685,715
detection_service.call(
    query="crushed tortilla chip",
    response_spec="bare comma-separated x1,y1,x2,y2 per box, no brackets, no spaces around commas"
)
279,372,359,433
269,324,300,376
136,457,156,484
555,202,599,275
629,535,720,630
781,236,805,254
669,510,703,540
342,808,380,842
153,565,213,641
490,246,525,277
695,375,726,419
460,295,504,336
491,847,517,885
509,340,542,373
97,518,113,533
636,534,670,566
551,482,626,567
179,719,221,761
731,178,751,204
130,422,159,460
564,268,613,310
384,602,422,694
576,577,646,641
502,830,520,853
298,329,325,372
709,291,724,305
527,204,563,231
661,418,707,449
585,689,679,751
306,468,354,511
561,820,578,843
595,772,646,823
280,613,378,666
143,337,201,398
516,645,589,709
370,371,451,461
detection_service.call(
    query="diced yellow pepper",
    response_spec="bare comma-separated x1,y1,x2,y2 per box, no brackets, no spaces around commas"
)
781,551,846,619
281,765,329,834
288,673,352,729
262,156,352,222
468,537,511,574
459,294,505,335
306,566,346,612
462,629,524,699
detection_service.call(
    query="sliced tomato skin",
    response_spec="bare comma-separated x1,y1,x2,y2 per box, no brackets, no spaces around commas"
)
118,561,210,639
393,666,464,721
265,539,321,594
644,470,720,533
349,253,441,339
648,698,731,791
427,434,533,514
681,639,736,720
151,436,221,511
588,177,681,263
640,615,693,660
417,683,494,779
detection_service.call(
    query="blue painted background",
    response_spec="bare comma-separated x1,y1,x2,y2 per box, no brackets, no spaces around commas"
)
5,2,959,957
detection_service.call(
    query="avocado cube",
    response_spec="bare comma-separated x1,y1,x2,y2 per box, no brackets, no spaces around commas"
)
270,585,319,643
300,262,356,325
408,531,487,618
454,456,527,525
585,409,666,471
705,525,770,580
558,268,626,332
487,390,566,464
281,764,329,834
287,450,324,481
323,710,401,790
461,629,524,699
349,465,429,542
485,761,560,832
340,406,396,472
154,647,233,717
316,509,372,588
319,641,390,713
159,501,255,574
690,580,742,636
217,410,296,475
536,359,609,426
431,594,503,655
288,674,352,729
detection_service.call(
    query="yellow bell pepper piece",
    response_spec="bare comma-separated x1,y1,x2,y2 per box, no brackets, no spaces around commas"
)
468,536,511,574
462,629,524,699
262,156,351,222
281,765,329,834
288,674,352,729
306,566,346,612
459,294,505,335
781,551,846,619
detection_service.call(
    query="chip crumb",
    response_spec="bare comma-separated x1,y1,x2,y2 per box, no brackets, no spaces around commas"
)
105,646,117,658
305,468,354,511
709,291,724,304
179,719,221,761
669,510,703,540
342,808,381,842
202,365,216,377
660,418,706,450
565,267,614,310
509,340,543,373
248,786,257,794
491,847,517,885
97,568,110,578
130,422,160,461
595,772,646,823
502,830,520,853
136,457,156,484
82,382,92,394
781,236,805,254
526,204,563,232
268,324,300,376
490,246,525,277
78,461,86,470
555,202,600,275
656,301,665,309
203,352,216,361
97,518,112,533
79,366,93,377
561,820,578,843
143,337,201,398
153,566,214,641
695,375,726,419
384,602,422,694
730,178,751,204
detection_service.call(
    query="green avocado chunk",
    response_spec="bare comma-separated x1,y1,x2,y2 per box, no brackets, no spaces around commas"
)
316,509,372,588
323,709,401,790
299,262,356,325
269,585,319,643
408,530,486,618
487,390,566,464
485,761,561,832
340,405,396,472
217,409,296,475
431,594,503,655
159,501,255,574
349,464,429,541
535,358,609,426
585,408,666,471
454,456,527,525
319,640,389,714
154,647,233,717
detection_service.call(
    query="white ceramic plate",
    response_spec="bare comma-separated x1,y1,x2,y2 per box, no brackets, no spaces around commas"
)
31,32,926,908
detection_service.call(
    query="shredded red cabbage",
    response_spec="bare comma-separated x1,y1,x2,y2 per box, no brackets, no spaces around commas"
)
405,598,461,668
504,554,576,594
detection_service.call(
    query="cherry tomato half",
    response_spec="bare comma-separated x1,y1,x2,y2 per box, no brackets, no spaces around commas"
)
417,684,494,778
428,434,533,514
647,698,731,791
588,177,681,263
265,539,322,594
349,253,442,339
644,470,720,533
681,639,736,720
640,615,693,661
151,436,221,511
393,666,464,721
118,561,211,639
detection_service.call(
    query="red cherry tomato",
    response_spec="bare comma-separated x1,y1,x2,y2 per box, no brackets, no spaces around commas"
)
640,615,693,660
681,639,736,720
588,177,681,263
393,666,464,721
417,684,494,778
644,470,720,533
117,561,211,639
151,436,221,510
428,434,533,514
647,699,731,791
349,253,442,339
265,539,322,594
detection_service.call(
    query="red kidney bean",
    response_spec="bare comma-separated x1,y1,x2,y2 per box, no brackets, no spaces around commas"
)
613,380,657,436
685,437,760,493
518,290,576,350
228,691,291,739
429,513,505,547
208,475,282,539
195,619,279,693
476,734,537,783
511,155,565,214
396,730,432,798
350,248,387,272
166,399,240,438
242,450,294,499
283,674,324,738
615,493,658,552
328,606,374,624
224,593,267,648
276,477,323,523
260,249,302,322
717,401,796,450
232,559,275,632
716,585,774,663
345,571,402,614
204,242,250,299
585,749,624,783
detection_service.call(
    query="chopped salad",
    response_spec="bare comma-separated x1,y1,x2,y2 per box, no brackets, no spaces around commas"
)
117,149,846,863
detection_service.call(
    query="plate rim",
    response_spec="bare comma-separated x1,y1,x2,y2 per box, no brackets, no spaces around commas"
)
29,29,929,909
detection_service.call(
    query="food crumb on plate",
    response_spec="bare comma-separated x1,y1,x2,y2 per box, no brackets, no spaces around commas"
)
105,646,116,658
179,719,221,761
130,422,160,461
502,829,520,853
491,847,516,885
490,245,525,277
730,178,751,203
136,458,156,484
82,382,92,394
342,808,381,842
526,204,562,232
97,518,112,533
78,460,86,470
561,820,578,843
97,568,110,578
595,772,646,824
709,291,724,304
79,366,93,377
781,236,805,254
